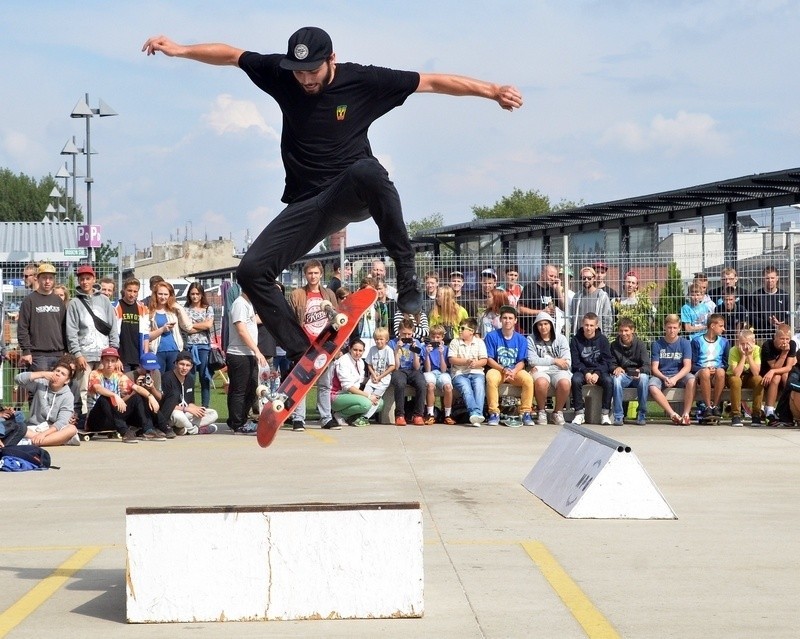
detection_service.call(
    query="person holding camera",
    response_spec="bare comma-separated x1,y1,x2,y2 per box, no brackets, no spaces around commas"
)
610,317,651,426
423,325,455,424
388,318,427,425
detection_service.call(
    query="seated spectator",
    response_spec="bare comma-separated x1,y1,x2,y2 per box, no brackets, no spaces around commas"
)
389,319,427,425
649,314,696,425
570,312,614,425
691,313,729,421
157,351,219,435
726,328,763,427
682,283,711,338
423,325,454,424
358,327,395,425
526,311,571,426
125,352,164,433
485,306,534,427
448,318,488,425
14,364,77,447
611,318,651,426
760,324,797,426
331,339,382,427
0,405,26,447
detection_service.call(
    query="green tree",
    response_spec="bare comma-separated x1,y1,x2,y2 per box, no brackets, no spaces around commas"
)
407,212,444,238
0,168,81,221
472,188,583,219
94,241,119,276
656,262,684,333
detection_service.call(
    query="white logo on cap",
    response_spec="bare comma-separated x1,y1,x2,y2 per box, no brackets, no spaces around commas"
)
294,44,309,60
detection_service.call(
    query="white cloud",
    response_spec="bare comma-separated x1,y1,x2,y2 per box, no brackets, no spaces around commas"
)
600,110,729,156
202,94,279,139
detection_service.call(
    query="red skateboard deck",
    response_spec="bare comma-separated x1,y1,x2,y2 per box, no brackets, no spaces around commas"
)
257,286,378,447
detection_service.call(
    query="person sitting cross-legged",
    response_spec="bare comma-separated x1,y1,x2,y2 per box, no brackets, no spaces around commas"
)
13,364,77,447
610,318,651,426
157,351,219,436
570,312,614,425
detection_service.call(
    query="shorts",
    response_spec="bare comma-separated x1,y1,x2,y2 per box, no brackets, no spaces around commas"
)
531,368,571,389
649,373,695,390
424,370,453,389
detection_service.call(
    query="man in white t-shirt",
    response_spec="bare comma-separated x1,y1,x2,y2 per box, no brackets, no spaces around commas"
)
226,291,266,433
288,259,338,431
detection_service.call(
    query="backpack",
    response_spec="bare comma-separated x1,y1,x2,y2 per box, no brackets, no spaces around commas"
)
0,445,55,471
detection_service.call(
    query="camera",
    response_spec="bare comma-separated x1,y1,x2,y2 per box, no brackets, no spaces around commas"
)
429,341,441,348
144,374,153,386
401,337,414,344
410,345,422,355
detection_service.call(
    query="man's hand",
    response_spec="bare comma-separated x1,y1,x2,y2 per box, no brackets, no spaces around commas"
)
142,35,183,57
186,404,205,418
76,356,88,371
496,85,523,111
115,396,127,413
19,354,32,367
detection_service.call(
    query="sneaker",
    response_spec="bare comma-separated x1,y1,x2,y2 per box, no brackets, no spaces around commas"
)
731,415,744,427
162,429,177,439
444,416,457,425
141,429,166,441
351,416,371,427
469,413,485,425
411,415,425,426
486,413,500,426
395,415,407,426
552,411,565,426
122,429,139,443
750,415,762,427
424,415,436,425
765,413,778,427
173,424,187,436
292,420,305,432
601,413,612,425
521,412,535,427
322,418,342,431
712,405,722,417
536,410,548,426
333,411,348,427
198,424,218,435
613,417,624,426
571,412,585,425
636,415,647,426
66,433,81,446
239,421,258,434
397,271,422,314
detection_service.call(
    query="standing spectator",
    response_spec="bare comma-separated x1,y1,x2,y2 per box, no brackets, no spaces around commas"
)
594,261,619,302
66,264,119,418
421,272,439,316
327,259,351,293
760,324,797,425
610,318,651,426
682,284,711,338
183,282,215,407
708,267,741,307
142,275,164,307
53,284,70,304
374,278,397,339
158,351,219,435
428,285,468,344
17,263,66,373
478,268,498,315
570,313,614,425
449,270,476,318
749,266,790,342
389,318,427,425
479,289,511,338
649,314,696,425
147,281,193,374
715,287,750,334
526,311,571,426
23,263,39,293
226,290,266,433
692,273,716,313
500,265,523,307
14,364,77,447
423,325,454,424
690,313,729,421
99,277,116,299
618,271,641,307
371,259,396,300
518,264,568,335
569,267,613,336
288,259,338,431
448,318,488,425
484,305,534,427
726,328,763,427
113,277,150,372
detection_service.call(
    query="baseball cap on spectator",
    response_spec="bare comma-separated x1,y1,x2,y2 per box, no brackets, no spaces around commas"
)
176,351,193,364
76,264,95,276
625,269,639,279
279,26,333,71
140,353,159,370
593,261,608,271
450,271,464,279
100,347,119,359
37,263,56,276
481,268,497,279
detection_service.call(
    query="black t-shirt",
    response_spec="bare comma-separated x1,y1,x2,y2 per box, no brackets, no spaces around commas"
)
238,53,420,203
760,339,797,377
518,282,557,333
118,300,142,367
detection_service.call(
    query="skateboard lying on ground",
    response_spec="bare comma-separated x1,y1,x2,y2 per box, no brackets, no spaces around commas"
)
257,287,378,448
77,429,121,441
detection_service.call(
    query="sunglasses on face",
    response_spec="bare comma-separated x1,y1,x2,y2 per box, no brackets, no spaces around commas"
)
459,326,474,332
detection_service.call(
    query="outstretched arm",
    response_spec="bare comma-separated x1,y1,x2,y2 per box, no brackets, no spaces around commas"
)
416,73,523,111
142,35,244,66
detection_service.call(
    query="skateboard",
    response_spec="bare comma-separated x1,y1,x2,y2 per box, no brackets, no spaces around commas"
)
699,415,720,425
500,395,521,428
77,429,122,441
257,287,378,448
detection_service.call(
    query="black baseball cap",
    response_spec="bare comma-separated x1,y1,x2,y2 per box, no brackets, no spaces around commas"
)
279,27,333,71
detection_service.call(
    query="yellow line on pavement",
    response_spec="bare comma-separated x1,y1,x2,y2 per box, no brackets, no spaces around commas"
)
0,546,102,638
306,430,337,443
522,541,620,639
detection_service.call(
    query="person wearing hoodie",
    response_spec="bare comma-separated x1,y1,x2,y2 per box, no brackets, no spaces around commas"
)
66,264,120,419
13,364,77,447
526,311,571,425
610,317,651,425
570,312,614,425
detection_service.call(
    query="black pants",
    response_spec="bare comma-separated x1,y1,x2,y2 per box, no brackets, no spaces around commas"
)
237,158,415,358
571,371,613,411
391,369,426,418
86,394,148,435
226,353,258,431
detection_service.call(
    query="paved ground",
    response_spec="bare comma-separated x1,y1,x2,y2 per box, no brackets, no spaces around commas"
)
2,419,799,638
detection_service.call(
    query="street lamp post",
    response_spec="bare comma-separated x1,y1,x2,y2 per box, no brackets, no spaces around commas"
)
60,137,82,221
70,93,117,263
55,163,71,221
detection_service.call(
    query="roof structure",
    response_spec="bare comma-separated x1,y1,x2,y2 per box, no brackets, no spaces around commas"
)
0,221,84,262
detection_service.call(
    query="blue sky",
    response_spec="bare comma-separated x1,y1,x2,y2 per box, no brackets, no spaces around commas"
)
1,1,799,257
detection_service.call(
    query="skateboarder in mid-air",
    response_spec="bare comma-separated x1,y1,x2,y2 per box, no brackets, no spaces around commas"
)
142,26,523,362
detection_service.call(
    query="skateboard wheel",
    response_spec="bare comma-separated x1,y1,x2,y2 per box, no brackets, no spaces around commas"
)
81,434,91,441
272,400,284,413
256,384,269,398
320,300,334,312
332,313,348,329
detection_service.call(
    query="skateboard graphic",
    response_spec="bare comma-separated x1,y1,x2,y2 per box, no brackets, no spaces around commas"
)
257,286,378,448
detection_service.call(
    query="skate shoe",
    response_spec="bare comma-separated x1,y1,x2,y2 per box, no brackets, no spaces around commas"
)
397,271,423,314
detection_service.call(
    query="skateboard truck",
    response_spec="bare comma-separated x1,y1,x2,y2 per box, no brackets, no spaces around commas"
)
320,300,348,330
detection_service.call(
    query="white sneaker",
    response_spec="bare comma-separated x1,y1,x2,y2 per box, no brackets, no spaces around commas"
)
601,413,612,425
333,411,348,427
66,433,81,446
469,413,485,425
571,412,585,425
536,410,548,425
553,411,565,425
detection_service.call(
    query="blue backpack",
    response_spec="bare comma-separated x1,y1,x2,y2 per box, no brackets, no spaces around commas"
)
0,445,55,471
